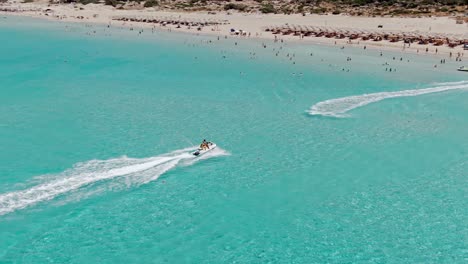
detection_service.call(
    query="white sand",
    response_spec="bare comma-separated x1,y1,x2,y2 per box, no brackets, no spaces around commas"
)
1,1,467,56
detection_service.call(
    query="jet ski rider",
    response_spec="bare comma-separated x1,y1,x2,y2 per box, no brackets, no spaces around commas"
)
200,139,210,150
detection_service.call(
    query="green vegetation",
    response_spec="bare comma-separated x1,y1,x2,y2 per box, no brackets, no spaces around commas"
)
290,0,465,15
189,0,207,4
144,0,158,7
330,0,467,7
104,0,121,7
77,0,100,4
260,2,276,13
49,0,466,15
52,0,99,3
224,3,248,11
311,7,327,14
280,6,293,14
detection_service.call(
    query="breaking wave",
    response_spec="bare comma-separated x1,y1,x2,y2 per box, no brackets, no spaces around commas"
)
309,81,468,117
0,146,228,216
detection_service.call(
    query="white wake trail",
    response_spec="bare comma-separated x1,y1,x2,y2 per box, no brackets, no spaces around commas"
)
0,147,228,216
309,81,468,117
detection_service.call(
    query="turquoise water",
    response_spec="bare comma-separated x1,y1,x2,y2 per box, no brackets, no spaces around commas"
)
1,16,467,263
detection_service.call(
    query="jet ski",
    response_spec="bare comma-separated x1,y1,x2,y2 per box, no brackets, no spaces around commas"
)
192,142,216,156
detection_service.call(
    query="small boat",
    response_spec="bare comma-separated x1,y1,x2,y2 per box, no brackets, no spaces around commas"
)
457,66,468,72
192,142,217,156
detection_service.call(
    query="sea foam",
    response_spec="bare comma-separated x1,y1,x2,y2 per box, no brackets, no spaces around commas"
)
0,147,228,216
308,81,468,117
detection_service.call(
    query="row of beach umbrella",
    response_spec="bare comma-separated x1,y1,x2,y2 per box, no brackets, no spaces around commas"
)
265,24,468,47
112,15,228,27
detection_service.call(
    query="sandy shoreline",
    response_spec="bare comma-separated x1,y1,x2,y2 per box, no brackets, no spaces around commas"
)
1,2,467,58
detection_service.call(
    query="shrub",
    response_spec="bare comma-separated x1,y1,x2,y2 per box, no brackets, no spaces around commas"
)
78,0,100,4
144,0,158,7
224,3,235,10
421,0,435,5
311,7,326,14
260,2,275,13
297,4,304,12
403,2,417,8
104,0,121,7
280,6,293,14
351,0,373,6
174,2,190,8
224,3,247,11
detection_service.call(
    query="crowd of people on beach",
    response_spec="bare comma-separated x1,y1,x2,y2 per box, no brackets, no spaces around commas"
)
45,15,466,78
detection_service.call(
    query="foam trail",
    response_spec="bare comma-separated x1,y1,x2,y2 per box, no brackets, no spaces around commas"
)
309,81,468,117
0,147,226,216
182,147,230,166
432,80,468,86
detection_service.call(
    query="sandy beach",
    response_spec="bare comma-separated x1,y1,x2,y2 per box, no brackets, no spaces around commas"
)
1,1,467,57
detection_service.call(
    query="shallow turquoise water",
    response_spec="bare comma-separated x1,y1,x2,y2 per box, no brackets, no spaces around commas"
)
0,16,467,263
